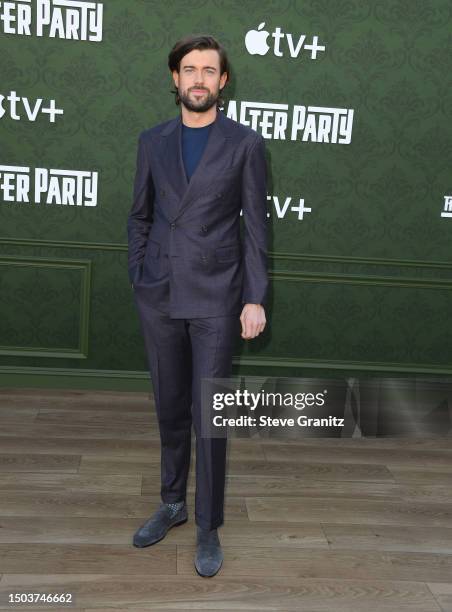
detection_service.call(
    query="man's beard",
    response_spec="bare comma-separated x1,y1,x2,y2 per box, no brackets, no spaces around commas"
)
179,87,219,113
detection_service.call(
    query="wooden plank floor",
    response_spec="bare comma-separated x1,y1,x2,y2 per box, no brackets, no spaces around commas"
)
0,387,451,611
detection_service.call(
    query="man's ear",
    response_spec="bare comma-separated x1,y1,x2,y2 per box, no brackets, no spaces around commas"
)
172,70,179,88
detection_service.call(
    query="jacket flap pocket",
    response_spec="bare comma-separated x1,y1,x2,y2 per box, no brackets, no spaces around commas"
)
215,244,240,262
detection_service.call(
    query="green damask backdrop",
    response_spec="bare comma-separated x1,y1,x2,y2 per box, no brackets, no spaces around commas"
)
1,0,451,389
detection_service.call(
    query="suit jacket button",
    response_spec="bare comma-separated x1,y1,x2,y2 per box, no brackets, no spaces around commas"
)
216,192,223,199
170,222,176,229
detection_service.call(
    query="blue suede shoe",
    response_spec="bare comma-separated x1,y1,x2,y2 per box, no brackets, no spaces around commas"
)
194,526,224,577
133,502,187,547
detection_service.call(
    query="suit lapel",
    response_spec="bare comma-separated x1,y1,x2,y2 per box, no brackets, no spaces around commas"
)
160,110,229,220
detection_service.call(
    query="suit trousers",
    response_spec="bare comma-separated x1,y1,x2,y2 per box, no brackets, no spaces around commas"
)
133,289,241,530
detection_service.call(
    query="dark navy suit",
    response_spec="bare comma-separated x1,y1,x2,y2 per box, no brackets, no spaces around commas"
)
127,109,268,529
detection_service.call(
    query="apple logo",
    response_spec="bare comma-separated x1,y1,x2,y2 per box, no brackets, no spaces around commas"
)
245,22,270,56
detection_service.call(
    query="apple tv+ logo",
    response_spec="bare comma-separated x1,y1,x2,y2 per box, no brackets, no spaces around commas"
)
245,22,325,60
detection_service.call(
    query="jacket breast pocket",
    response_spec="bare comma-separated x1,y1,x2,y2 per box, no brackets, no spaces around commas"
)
215,244,241,262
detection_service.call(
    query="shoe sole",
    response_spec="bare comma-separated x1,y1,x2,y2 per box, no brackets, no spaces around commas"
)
133,515,188,548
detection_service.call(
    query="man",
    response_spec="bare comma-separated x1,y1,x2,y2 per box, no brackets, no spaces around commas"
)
127,34,268,577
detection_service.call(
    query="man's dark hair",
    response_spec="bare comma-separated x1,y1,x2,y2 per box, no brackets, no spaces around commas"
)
168,34,230,107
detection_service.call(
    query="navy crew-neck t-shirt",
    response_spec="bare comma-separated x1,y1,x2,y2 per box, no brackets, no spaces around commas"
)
181,121,214,182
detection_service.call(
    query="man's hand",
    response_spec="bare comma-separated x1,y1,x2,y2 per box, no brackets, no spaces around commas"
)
240,303,266,340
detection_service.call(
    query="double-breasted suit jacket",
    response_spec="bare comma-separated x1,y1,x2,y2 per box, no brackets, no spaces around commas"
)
127,109,268,318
